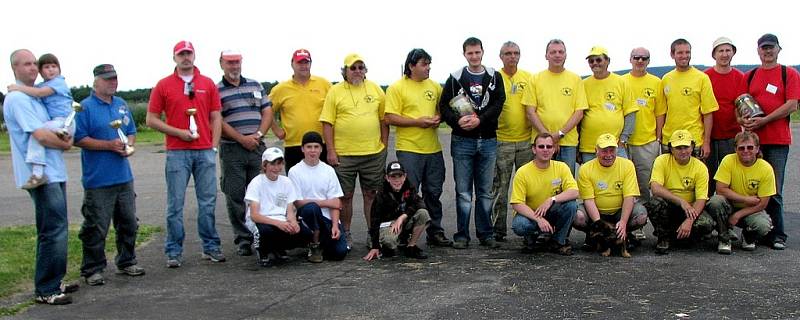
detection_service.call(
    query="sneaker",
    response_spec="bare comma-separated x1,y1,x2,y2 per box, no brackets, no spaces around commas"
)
166,255,182,268
307,243,323,263
116,265,146,276
632,228,647,240
427,233,453,247
404,245,428,259
60,282,79,294
772,240,786,250
85,272,105,286
741,236,756,251
257,252,274,268
655,238,670,255
479,238,501,249
717,241,732,255
22,174,48,190
201,250,227,262
274,249,290,263
35,292,72,305
237,244,253,256
452,239,468,249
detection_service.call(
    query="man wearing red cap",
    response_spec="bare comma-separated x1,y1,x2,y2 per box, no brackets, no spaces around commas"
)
269,49,332,171
146,40,225,268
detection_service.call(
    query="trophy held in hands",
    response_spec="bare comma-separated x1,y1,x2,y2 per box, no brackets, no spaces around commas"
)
186,108,199,139
58,101,83,138
735,93,765,119
110,119,135,156
448,93,476,117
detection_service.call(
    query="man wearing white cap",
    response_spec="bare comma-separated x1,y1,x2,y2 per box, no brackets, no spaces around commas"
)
146,40,225,267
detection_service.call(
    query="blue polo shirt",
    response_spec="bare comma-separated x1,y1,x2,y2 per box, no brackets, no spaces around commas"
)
74,92,136,189
3,89,68,189
37,75,73,118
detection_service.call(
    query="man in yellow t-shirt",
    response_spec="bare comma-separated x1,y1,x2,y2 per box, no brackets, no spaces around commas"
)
524,39,588,175
659,38,719,160
269,49,332,170
574,133,648,248
319,53,388,249
491,41,535,242
510,133,578,255
384,48,451,247
707,131,775,253
580,46,638,163
622,47,666,202
644,130,716,255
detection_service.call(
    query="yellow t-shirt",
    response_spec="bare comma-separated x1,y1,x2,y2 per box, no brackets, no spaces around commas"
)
319,80,386,156
511,160,578,217
714,154,776,209
269,76,332,147
649,154,709,203
660,67,719,147
621,72,666,146
523,69,588,146
497,69,534,142
579,73,638,153
384,77,442,154
578,157,640,214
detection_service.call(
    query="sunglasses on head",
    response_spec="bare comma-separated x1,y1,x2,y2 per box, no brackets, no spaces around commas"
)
349,65,366,71
737,145,756,151
632,56,650,61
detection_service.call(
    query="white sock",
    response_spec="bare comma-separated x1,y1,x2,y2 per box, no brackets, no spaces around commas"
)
32,164,44,178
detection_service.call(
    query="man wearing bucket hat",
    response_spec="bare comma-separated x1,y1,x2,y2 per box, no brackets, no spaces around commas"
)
740,33,800,250
705,37,746,198
643,130,716,255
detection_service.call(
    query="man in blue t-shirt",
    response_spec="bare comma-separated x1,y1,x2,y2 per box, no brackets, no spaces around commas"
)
74,64,144,286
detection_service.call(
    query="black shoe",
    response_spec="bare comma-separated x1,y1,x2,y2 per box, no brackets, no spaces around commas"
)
60,282,79,294
274,250,290,263
655,238,670,255
257,252,274,268
404,245,428,259
494,234,507,242
381,248,396,258
427,233,454,247
237,244,253,256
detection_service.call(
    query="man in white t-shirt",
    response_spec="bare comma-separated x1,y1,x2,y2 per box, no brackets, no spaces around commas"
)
288,132,349,262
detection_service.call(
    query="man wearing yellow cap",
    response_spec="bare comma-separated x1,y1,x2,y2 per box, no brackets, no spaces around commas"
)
580,45,638,163
573,133,647,248
643,130,716,255
319,53,388,249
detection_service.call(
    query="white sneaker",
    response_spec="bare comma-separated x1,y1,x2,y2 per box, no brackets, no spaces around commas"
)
741,238,756,251
717,241,732,255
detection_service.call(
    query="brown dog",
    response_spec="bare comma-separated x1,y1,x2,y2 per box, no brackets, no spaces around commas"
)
588,220,631,258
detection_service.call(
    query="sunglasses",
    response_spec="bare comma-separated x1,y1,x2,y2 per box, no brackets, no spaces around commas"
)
588,57,604,64
185,82,195,100
632,56,650,61
737,145,756,151
349,65,366,71
536,144,554,149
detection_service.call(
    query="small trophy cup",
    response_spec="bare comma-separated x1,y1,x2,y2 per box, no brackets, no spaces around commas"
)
735,93,765,119
110,119,135,156
448,94,476,117
58,101,83,137
186,108,199,139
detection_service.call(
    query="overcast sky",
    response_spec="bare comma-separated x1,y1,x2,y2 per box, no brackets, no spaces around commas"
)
3,0,797,91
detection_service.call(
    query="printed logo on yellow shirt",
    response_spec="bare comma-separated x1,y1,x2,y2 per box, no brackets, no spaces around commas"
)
365,95,376,103
614,181,624,191
682,177,694,189
551,185,563,196
517,81,528,90
598,181,608,190
747,179,760,192
424,90,435,101
644,88,655,98
561,87,573,96
681,87,692,96
605,92,616,101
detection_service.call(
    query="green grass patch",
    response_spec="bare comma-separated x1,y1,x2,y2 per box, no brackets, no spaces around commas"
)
0,224,160,314
134,128,165,145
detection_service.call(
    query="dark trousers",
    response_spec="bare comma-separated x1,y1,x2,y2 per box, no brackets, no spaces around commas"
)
220,142,264,247
296,203,348,260
79,182,139,276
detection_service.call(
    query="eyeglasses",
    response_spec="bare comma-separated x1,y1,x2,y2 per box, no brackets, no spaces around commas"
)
536,144,554,149
588,57,604,64
349,65,366,71
737,145,756,151
632,56,650,61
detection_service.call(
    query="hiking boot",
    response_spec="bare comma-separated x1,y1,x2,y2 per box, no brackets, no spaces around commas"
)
404,245,428,259
452,239,468,249
717,241,732,255
116,265,146,276
166,255,182,268
427,233,453,247
479,238,501,249
22,174,48,190
201,250,227,262
60,282,79,294
655,238,670,255
237,244,253,256
85,272,105,286
35,292,72,305
307,243,323,263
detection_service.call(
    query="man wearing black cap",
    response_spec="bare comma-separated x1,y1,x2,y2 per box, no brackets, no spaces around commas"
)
741,33,800,250
74,64,144,284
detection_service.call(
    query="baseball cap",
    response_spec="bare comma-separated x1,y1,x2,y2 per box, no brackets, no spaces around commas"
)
262,147,284,162
596,133,618,148
669,130,693,147
343,53,365,67
93,64,117,79
757,33,780,48
293,49,312,63
220,49,242,61
586,46,609,59
301,131,324,146
173,40,194,55
385,161,405,175
711,37,736,56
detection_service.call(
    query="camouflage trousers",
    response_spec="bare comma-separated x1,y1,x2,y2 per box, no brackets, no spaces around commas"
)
490,140,532,238
705,195,772,243
643,196,715,240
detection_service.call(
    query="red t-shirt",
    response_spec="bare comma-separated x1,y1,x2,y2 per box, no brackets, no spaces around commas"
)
148,67,221,150
743,65,800,145
705,67,745,139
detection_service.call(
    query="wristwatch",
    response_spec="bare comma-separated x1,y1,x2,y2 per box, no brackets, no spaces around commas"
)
212,147,218,153
558,130,565,138
551,196,557,204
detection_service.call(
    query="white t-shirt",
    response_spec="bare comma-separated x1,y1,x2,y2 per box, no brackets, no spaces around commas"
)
244,174,298,228
288,160,344,220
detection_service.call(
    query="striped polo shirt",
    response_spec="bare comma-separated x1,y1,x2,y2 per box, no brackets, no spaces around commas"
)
217,76,272,143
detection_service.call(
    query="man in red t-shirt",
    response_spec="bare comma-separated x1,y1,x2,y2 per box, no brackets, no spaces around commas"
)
146,40,225,267
741,33,800,250
705,37,745,198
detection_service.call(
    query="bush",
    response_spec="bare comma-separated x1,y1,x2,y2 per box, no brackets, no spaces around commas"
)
128,102,148,129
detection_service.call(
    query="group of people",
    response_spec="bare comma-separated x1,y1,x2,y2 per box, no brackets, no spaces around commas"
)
4,32,797,305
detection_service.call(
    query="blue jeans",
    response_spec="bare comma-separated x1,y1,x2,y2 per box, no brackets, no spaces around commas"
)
511,200,577,245
555,146,577,176
28,182,69,296
450,135,497,242
297,203,348,260
396,151,445,237
164,149,221,257
761,145,788,243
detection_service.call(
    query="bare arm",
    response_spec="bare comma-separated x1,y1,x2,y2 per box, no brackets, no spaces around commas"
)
384,113,440,128
271,114,286,140
210,111,222,148
32,128,71,150
380,120,389,147
561,109,584,135
583,198,602,222
525,105,549,134
293,198,340,210
322,122,338,165
8,84,54,98
656,115,665,143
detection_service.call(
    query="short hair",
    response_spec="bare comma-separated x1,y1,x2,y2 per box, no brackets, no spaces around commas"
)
462,37,483,53
37,53,60,71
735,131,760,147
545,39,565,54
9,49,29,66
500,41,519,53
403,48,432,77
534,132,556,145
670,38,691,54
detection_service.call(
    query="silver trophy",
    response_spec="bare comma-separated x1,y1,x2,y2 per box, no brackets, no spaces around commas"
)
110,119,135,156
57,101,83,137
735,93,765,119
448,94,476,117
186,108,199,139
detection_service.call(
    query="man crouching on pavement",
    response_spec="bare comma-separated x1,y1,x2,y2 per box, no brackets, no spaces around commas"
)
363,161,431,261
